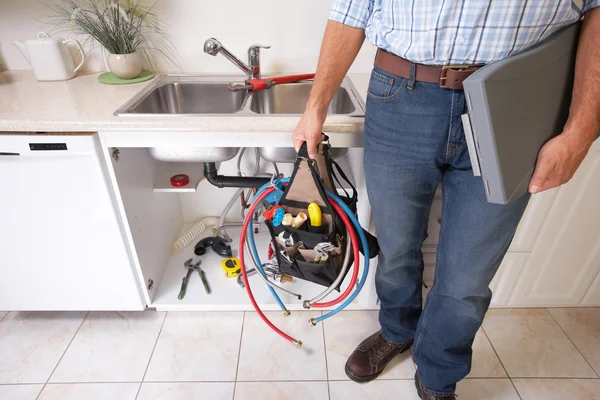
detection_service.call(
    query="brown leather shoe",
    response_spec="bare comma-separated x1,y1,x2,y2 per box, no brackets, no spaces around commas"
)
344,330,413,383
415,371,456,400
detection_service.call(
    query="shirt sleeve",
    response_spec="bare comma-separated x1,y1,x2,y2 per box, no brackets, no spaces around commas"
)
582,0,600,13
328,0,373,29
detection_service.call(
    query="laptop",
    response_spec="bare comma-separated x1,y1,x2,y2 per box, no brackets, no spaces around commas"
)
461,22,581,204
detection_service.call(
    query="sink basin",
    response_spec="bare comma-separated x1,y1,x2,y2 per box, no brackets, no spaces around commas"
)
115,75,364,117
250,83,356,115
119,82,247,114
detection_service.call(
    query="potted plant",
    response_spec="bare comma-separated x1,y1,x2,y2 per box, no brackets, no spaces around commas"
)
45,0,176,79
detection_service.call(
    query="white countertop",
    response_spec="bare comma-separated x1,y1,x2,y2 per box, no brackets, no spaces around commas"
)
0,71,369,133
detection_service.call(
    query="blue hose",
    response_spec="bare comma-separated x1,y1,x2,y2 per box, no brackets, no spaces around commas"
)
246,213,287,311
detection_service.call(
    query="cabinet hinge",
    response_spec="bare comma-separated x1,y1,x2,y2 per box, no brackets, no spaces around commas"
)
147,279,154,290
112,148,120,162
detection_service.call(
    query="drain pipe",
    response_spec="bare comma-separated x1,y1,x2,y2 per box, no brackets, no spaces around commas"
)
203,162,270,188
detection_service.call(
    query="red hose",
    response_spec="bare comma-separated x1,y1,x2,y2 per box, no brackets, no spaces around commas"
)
310,199,360,308
239,187,299,346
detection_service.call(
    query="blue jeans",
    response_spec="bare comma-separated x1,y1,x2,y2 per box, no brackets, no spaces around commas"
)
364,66,530,397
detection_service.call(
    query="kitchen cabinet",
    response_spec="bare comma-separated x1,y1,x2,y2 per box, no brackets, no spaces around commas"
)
0,133,145,310
509,145,600,307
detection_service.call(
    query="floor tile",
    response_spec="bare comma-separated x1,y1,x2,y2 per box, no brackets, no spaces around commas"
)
323,311,415,380
549,308,600,376
235,381,328,400
50,311,166,383
38,383,139,400
468,330,507,378
329,380,421,400
145,312,243,382
482,309,596,378
0,311,86,383
457,379,520,400
138,382,234,400
0,384,43,400
513,378,600,400
0,312,7,323
236,311,327,381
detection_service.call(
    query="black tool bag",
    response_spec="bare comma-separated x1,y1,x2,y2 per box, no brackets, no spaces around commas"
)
265,138,379,288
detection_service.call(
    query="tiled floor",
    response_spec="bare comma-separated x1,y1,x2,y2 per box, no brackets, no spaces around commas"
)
0,308,599,400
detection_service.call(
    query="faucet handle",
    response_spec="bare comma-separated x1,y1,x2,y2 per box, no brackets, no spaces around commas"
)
248,44,270,79
248,44,271,56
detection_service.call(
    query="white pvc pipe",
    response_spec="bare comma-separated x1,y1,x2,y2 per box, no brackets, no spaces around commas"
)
172,216,220,250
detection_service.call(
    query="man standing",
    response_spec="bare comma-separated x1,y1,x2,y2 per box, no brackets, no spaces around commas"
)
292,1,600,398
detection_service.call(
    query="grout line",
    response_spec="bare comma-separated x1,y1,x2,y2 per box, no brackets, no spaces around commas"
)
35,311,89,400
480,325,523,400
231,311,247,400
546,308,600,379
134,310,169,400
320,311,331,400
0,312,9,324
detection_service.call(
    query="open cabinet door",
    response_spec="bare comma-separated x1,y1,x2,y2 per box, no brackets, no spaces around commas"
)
462,22,580,204
104,146,184,307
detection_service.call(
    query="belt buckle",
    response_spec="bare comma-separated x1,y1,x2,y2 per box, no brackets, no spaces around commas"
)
440,65,471,88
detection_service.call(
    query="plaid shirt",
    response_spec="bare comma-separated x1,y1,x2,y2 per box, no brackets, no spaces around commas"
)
329,0,600,65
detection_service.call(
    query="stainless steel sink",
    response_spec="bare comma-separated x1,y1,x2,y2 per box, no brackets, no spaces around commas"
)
114,75,364,117
115,75,364,163
127,82,248,114
250,83,356,115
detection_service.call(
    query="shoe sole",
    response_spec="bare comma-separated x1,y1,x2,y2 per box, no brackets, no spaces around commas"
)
344,360,384,383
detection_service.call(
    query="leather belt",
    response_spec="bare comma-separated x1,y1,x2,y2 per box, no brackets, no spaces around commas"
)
374,49,481,90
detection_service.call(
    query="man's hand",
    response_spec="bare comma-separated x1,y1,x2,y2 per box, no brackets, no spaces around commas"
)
529,132,593,194
292,111,326,158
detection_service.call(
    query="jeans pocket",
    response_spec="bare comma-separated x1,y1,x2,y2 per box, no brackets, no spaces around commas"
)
367,68,407,102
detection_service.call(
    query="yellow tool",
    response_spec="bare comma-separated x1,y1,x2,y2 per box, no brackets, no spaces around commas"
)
221,257,241,278
308,203,322,227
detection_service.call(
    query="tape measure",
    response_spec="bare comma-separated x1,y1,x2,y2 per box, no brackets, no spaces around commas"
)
221,257,241,278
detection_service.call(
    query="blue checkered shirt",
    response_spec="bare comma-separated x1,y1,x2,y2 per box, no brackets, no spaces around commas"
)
329,0,600,65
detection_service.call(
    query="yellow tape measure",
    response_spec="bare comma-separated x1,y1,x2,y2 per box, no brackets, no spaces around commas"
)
221,257,241,278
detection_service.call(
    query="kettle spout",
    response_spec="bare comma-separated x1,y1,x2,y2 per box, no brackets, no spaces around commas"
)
12,41,30,64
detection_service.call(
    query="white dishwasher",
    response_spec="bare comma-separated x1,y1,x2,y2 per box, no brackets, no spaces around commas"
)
0,133,145,310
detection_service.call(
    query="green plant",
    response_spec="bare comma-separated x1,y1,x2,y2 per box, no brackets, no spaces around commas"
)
44,0,177,70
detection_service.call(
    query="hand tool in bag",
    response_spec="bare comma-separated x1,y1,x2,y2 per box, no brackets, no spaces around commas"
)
313,242,336,263
178,258,211,300
228,73,315,91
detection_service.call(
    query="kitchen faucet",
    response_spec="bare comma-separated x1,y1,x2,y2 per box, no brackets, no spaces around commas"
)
203,38,270,79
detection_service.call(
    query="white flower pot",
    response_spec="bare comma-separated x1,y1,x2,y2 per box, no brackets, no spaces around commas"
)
107,52,142,79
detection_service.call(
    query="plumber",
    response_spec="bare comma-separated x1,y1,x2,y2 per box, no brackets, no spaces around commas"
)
292,1,600,399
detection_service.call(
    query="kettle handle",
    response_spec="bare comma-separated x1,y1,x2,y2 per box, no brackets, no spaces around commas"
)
63,39,86,74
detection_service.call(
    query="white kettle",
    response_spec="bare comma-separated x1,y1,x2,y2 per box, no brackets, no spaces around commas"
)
13,32,86,81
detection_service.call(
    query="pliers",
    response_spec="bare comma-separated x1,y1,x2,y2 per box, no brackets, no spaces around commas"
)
178,258,211,300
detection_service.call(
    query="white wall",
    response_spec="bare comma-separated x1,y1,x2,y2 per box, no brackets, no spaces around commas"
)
0,0,376,74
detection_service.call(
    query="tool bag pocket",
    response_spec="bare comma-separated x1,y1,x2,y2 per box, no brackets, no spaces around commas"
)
267,220,345,287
